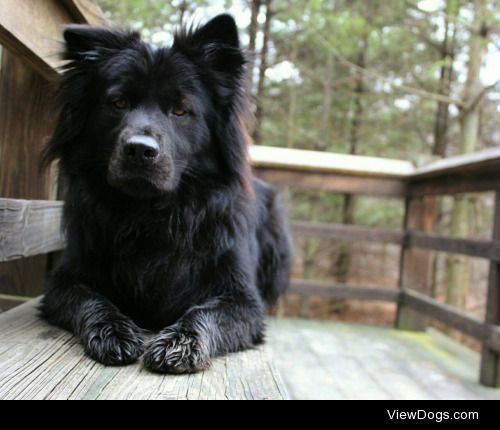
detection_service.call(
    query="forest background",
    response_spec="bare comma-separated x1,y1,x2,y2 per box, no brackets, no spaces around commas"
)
97,0,500,330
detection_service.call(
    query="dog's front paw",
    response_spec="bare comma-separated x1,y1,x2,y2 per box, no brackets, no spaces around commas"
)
143,327,211,374
81,317,144,366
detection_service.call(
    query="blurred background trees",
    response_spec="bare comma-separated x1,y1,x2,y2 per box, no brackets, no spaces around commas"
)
97,0,500,324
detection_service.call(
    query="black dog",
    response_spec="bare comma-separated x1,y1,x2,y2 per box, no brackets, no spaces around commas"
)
40,14,292,374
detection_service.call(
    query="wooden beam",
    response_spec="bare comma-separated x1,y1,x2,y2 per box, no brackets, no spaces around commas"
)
0,0,74,80
254,168,407,197
291,222,500,261
250,146,500,198
409,172,500,197
291,222,404,245
61,0,107,25
402,290,500,354
409,149,500,196
396,197,438,331
0,49,61,297
401,290,485,342
408,231,500,261
0,294,32,312
0,199,65,263
414,147,500,180
250,146,414,179
289,280,400,303
0,0,105,81
250,145,500,185
481,191,500,387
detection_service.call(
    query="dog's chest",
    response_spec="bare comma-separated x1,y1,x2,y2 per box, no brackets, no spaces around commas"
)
99,250,204,328
85,205,237,328
94,231,212,326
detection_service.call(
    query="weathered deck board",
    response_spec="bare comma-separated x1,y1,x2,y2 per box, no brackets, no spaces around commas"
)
0,199,65,263
3,302,500,400
268,319,500,400
0,300,288,400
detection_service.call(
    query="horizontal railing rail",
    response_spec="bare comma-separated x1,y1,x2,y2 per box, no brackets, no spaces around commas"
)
0,199,65,263
252,145,500,197
291,221,500,261
288,281,500,354
289,280,400,303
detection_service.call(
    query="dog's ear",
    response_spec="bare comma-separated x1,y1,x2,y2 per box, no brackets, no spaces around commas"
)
63,25,140,64
189,14,240,50
174,14,245,76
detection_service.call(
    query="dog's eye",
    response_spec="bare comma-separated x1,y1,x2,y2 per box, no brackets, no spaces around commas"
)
111,98,129,110
172,108,188,117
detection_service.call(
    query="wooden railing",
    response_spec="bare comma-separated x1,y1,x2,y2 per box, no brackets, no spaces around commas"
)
252,145,500,388
0,0,105,309
0,0,105,80
2,146,500,386
0,0,499,388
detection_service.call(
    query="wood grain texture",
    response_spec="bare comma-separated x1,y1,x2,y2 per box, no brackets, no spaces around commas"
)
413,147,500,180
0,199,65,263
0,0,73,80
408,231,500,261
61,0,107,25
291,222,500,260
401,289,500,351
250,146,500,197
250,145,415,179
290,280,400,303
291,221,404,245
0,294,31,312
269,318,500,400
0,0,105,80
409,172,500,197
0,50,59,297
480,191,500,387
254,168,407,197
0,299,289,400
396,197,437,331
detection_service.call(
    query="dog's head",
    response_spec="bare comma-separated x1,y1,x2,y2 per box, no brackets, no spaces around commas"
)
44,15,249,199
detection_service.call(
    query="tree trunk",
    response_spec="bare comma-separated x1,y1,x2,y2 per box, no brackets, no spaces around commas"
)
430,0,459,298
432,0,459,157
445,0,489,310
286,46,298,149
247,0,261,93
253,0,272,144
335,36,368,284
318,52,335,151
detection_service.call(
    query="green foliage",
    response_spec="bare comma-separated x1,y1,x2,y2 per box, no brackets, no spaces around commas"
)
97,0,211,36
96,0,500,230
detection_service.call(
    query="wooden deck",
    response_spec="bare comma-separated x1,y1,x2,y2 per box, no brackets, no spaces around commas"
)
268,319,500,400
0,300,288,400
2,301,500,400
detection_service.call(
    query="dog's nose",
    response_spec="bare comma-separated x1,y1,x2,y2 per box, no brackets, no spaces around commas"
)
124,136,160,164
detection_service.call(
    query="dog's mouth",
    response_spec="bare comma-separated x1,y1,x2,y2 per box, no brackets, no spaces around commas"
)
107,154,179,198
123,177,162,198
107,174,168,199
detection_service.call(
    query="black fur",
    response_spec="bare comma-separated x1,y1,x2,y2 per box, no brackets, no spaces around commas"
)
41,15,292,374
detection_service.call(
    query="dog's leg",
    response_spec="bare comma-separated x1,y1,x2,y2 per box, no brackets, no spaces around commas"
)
143,251,265,374
143,294,265,374
41,265,144,366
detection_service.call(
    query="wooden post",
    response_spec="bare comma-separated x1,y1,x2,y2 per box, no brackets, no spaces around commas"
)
0,48,56,298
396,196,438,330
480,191,500,387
